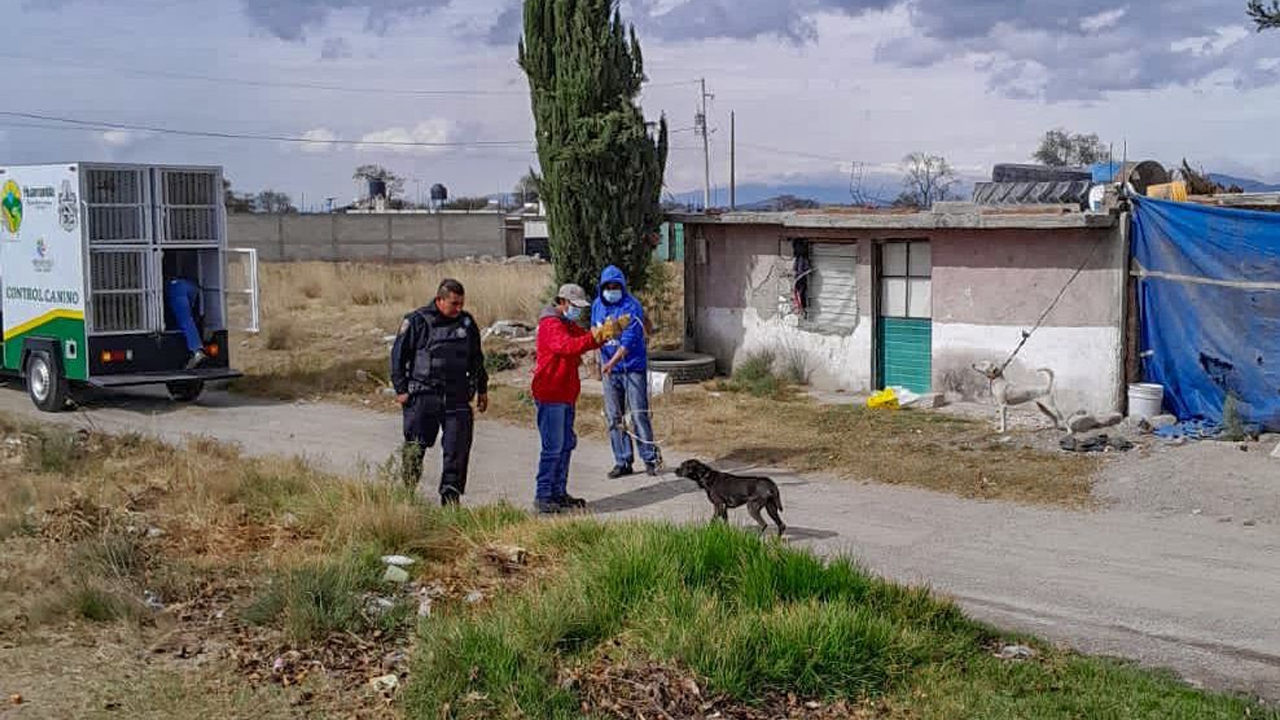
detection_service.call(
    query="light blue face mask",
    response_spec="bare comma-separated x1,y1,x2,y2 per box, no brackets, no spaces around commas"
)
603,289,623,304
565,305,583,321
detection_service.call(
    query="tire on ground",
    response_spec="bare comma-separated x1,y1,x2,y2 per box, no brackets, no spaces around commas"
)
648,351,717,384
25,350,69,413
167,380,205,403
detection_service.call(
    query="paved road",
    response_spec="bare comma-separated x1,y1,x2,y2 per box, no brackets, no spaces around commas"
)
3,383,1278,702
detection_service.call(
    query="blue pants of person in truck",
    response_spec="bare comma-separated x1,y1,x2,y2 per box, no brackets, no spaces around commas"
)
166,278,203,355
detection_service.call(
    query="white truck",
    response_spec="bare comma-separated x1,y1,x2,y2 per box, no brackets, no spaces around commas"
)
1,162,258,411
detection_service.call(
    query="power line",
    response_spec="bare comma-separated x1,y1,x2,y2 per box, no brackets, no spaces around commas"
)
0,51,701,98
0,111,534,148
736,141,853,164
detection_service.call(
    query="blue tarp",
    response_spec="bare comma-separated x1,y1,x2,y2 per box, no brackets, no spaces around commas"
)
1131,196,1280,430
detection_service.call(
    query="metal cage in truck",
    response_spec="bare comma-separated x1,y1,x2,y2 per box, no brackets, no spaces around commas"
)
1,162,258,411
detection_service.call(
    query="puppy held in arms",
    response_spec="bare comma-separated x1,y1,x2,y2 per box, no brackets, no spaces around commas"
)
675,460,786,537
972,360,1065,434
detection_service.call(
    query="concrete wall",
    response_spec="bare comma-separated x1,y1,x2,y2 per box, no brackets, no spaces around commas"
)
228,213,507,263
688,221,1127,412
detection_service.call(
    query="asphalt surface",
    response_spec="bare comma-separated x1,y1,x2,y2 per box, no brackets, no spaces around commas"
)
2,382,1277,702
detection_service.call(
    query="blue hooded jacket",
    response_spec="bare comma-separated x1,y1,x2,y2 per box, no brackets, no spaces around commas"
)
591,265,647,373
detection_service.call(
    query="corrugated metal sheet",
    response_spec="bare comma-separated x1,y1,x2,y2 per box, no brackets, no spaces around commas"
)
972,180,1092,207
808,243,858,329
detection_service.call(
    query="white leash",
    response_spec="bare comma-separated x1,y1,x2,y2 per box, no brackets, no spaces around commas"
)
594,378,671,467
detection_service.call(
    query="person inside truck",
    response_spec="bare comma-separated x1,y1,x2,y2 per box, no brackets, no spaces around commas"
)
165,259,206,370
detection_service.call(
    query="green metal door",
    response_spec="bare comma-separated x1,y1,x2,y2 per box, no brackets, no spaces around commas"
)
877,241,932,393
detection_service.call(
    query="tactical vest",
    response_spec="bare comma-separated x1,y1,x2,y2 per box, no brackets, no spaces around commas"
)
410,310,475,402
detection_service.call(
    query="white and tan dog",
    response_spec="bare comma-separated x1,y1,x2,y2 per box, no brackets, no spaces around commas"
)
972,360,1065,433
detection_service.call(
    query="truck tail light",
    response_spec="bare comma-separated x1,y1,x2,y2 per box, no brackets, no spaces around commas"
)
100,349,133,363
205,343,220,358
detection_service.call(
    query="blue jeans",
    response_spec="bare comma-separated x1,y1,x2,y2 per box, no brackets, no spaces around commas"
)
165,281,203,353
535,402,577,502
603,371,658,467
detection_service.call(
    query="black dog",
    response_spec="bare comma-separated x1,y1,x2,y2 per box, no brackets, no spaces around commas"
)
675,459,786,537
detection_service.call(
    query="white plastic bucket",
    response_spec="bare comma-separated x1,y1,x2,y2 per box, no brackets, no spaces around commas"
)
1127,383,1165,420
649,371,673,397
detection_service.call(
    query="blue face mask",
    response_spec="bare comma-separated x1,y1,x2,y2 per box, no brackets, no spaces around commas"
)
603,289,623,304
564,305,583,322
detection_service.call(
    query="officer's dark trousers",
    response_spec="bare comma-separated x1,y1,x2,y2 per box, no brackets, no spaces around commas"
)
401,392,474,499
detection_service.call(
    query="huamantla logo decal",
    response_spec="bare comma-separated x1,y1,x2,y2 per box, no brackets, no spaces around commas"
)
2,180,22,234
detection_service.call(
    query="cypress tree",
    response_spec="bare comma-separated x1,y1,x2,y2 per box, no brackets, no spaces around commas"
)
519,0,669,293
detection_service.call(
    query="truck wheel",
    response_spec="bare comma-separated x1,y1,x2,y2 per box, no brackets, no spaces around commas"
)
26,350,69,413
167,380,205,403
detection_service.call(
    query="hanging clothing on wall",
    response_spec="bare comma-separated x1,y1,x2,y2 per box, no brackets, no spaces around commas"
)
792,240,811,316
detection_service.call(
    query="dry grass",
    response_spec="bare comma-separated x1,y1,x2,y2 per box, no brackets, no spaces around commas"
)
235,261,554,402
261,261,552,329
487,384,1096,507
0,415,536,717
235,260,682,403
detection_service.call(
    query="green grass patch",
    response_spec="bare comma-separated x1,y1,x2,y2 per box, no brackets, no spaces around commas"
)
22,426,88,474
231,464,315,522
404,520,1276,720
243,546,388,643
69,581,143,623
405,521,974,717
716,350,795,399
484,351,517,373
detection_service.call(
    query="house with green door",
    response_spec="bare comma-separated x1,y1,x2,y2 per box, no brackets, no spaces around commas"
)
671,203,1128,414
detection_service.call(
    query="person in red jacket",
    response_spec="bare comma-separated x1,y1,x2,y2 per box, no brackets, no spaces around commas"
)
531,283,625,514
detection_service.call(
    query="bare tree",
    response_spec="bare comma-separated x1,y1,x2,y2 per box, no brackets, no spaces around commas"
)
898,152,958,210
223,178,253,214
352,164,405,199
849,161,889,207
1033,128,1108,167
514,169,542,204
255,190,297,214
1249,0,1280,29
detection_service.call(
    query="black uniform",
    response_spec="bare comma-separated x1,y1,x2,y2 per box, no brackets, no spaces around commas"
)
390,303,488,501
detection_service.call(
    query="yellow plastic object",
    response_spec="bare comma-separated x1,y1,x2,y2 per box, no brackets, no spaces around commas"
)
593,313,633,342
867,388,899,410
1146,181,1188,202
599,314,631,338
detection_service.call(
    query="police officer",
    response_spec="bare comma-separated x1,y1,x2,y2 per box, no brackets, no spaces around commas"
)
390,278,489,505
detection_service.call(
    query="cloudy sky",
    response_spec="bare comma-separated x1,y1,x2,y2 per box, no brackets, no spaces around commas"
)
3,0,1279,208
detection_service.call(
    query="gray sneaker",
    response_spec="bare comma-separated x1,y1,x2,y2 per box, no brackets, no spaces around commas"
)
184,350,207,370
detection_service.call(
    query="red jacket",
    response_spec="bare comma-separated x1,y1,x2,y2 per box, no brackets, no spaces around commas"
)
532,307,600,405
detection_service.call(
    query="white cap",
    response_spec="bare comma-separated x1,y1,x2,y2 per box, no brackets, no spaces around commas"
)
557,283,590,307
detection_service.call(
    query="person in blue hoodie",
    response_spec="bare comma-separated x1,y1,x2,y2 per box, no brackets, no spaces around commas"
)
592,265,660,477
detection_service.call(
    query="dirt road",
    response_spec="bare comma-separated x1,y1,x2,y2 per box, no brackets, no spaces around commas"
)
3,384,1278,702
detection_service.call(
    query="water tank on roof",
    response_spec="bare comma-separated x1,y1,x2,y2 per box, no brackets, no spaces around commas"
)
430,183,448,202
368,178,387,199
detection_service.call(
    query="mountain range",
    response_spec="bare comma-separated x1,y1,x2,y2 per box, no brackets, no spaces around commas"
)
668,173,1279,211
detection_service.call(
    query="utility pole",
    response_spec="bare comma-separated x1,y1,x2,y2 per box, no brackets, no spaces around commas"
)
729,111,736,210
696,78,714,211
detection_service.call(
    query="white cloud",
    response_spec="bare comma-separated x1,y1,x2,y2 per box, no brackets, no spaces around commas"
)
1170,26,1250,56
100,130,153,148
357,119,452,154
299,127,339,153
1080,8,1127,33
